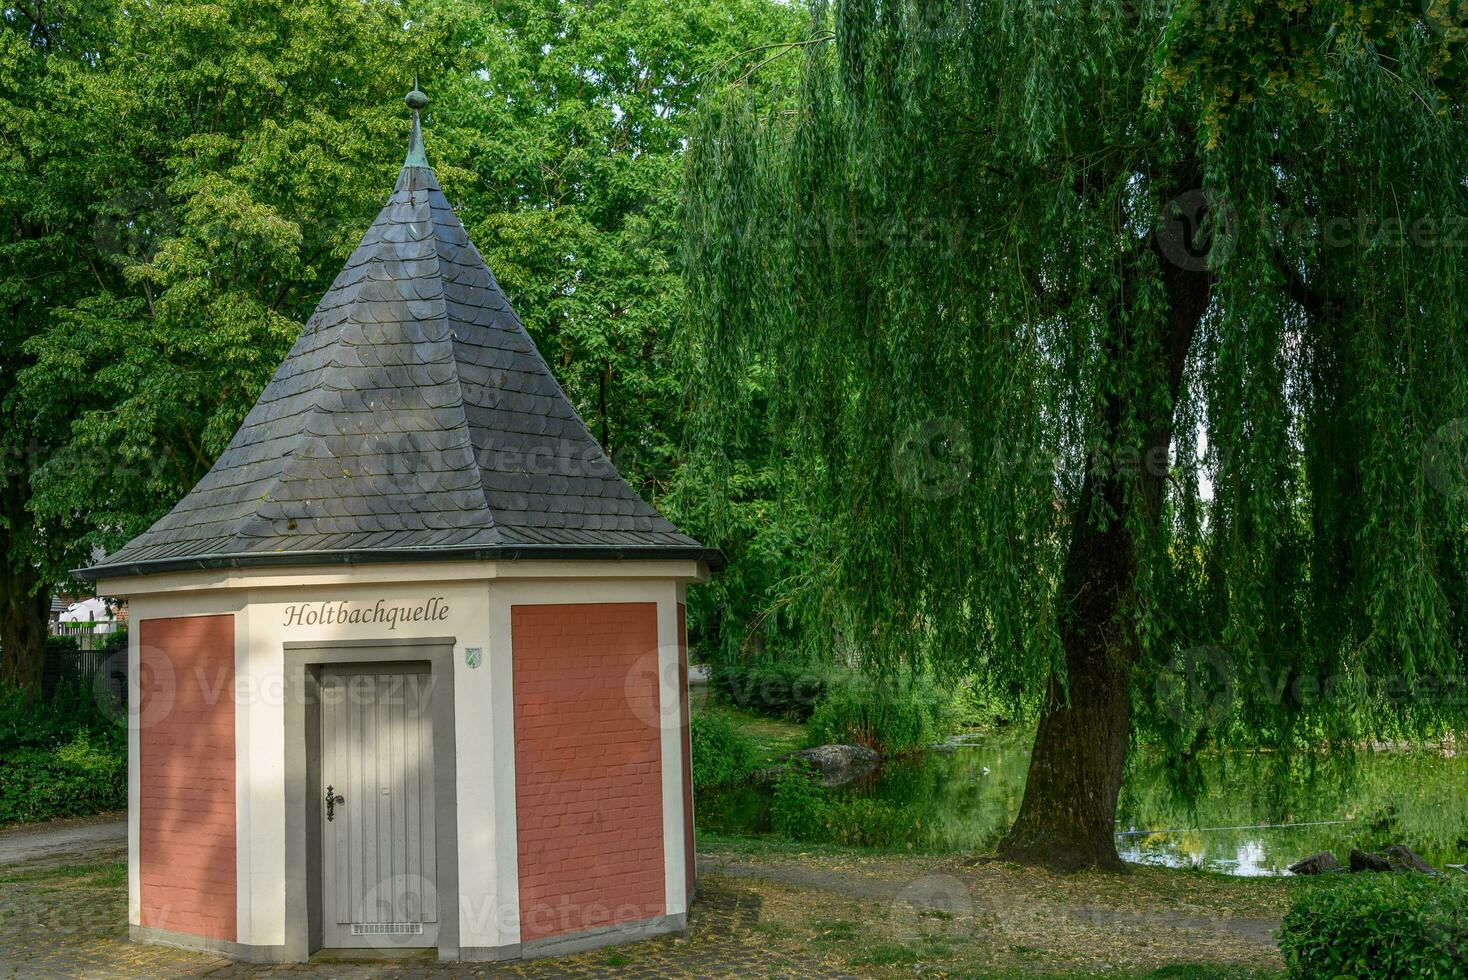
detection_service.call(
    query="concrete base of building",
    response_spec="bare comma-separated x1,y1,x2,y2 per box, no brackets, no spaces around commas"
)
130,925,294,964
463,912,688,962
132,912,687,964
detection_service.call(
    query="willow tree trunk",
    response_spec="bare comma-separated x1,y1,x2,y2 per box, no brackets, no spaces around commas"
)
0,476,49,697
999,175,1213,871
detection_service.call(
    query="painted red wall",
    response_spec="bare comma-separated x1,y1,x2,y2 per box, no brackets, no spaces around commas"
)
512,602,665,942
677,602,694,902
138,615,237,941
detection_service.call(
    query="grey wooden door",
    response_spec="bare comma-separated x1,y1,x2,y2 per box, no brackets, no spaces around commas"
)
319,666,438,949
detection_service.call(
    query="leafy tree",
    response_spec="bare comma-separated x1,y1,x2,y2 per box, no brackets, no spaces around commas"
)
4,0,801,690
3,0,457,691
683,0,1468,869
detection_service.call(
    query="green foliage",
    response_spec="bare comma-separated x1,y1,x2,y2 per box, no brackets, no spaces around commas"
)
0,732,127,824
816,797,928,848
770,763,827,839
1278,874,1468,979
806,672,953,755
689,711,758,791
683,0,1468,783
768,762,928,847
1,0,802,606
711,659,829,721
0,680,124,753
1158,1,1468,139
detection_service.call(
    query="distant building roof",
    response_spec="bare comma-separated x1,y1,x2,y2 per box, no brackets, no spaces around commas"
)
81,88,718,582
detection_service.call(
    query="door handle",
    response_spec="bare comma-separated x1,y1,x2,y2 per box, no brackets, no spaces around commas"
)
325,785,345,822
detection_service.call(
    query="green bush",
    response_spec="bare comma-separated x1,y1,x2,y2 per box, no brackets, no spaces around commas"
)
0,732,127,825
0,676,125,753
806,671,953,755
710,660,828,720
1278,873,1468,979
689,711,758,791
768,764,927,847
770,764,827,839
820,797,927,848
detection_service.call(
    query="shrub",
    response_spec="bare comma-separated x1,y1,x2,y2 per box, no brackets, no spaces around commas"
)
770,763,827,840
689,711,758,791
0,732,127,825
0,677,125,753
1278,873,1468,979
820,797,926,848
768,765,927,847
806,671,953,755
710,660,828,720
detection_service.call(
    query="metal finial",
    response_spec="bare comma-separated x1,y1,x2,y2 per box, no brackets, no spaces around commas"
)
404,80,429,168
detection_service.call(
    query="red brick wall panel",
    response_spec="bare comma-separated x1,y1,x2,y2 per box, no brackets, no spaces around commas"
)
512,602,665,942
138,615,236,941
678,603,694,902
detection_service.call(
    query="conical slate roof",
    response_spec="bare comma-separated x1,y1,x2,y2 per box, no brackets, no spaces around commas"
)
82,90,718,581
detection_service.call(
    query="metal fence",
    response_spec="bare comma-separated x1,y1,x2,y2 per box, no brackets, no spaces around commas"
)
44,625,128,704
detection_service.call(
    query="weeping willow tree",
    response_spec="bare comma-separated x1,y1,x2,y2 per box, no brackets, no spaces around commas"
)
683,0,1468,871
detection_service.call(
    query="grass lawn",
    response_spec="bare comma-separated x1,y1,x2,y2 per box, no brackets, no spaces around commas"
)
694,699,809,766
690,697,1300,976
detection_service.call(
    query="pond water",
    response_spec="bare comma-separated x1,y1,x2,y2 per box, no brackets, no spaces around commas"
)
698,731,1468,875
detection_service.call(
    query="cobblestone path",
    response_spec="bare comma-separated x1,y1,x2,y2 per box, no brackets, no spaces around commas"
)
0,848,847,979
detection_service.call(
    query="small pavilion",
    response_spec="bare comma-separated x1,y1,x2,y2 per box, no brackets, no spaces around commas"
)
80,86,719,963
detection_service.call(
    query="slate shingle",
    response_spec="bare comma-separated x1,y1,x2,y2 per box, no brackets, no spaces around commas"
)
80,152,718,581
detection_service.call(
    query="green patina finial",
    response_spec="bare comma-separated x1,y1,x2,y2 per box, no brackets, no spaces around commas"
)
404,79,430,169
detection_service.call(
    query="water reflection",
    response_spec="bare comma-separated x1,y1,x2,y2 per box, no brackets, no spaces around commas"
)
699,732,1468,875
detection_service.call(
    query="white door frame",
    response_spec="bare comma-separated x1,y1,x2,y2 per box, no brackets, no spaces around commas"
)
283,637,459,961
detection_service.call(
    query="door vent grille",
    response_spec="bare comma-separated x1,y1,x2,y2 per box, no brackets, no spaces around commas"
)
351,922,424,936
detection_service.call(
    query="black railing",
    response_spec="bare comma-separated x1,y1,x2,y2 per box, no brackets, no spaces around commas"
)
43,627,128,704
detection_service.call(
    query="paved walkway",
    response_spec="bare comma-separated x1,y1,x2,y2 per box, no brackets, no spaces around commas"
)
0,818,847,978
707,856,1280,948
0,813,126,867
0,817,1286,976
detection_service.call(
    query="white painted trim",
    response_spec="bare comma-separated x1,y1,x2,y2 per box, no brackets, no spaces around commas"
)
94,559,708,598
656,587,688,915
484,585,521,949
127,625,140,927
234,601,252,947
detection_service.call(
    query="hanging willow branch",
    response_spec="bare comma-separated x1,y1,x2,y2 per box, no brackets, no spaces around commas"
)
682,0,1468,840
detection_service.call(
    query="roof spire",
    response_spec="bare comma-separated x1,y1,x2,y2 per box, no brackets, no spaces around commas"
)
404,78,430,169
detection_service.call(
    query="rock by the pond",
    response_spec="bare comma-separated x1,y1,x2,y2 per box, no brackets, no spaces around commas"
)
1348,845,1437,874
1384,844,1436,874
757,744,881,787
1288,851,1343,875
1350,849,1397,873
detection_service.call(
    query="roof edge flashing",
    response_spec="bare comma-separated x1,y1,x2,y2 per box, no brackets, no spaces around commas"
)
75,543,726,583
